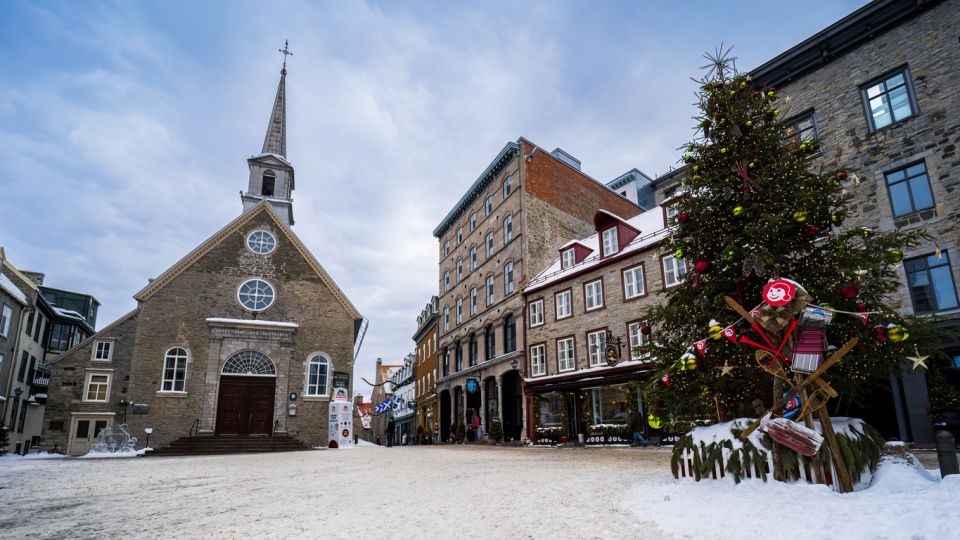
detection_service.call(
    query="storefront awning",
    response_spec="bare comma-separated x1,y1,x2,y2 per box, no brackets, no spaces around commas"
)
529,368,655,392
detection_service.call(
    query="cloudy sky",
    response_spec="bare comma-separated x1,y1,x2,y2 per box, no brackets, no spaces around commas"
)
1,0,864,396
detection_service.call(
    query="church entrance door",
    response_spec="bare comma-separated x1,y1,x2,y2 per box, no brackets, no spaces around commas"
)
215,376,276,435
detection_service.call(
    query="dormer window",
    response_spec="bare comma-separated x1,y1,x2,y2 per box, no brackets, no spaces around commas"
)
262,171,276,197
561,249,575,269
602,228,619,256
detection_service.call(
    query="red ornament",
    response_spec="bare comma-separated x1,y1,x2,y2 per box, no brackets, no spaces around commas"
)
763,279,797,306
872,325,887,342
856,302,867,311
804,225,818,237
677,212,689,223
661,374,672,388
694,260,711,274
640,325,652,336
840,285,859,300
838,172,848,181
753,90,760,97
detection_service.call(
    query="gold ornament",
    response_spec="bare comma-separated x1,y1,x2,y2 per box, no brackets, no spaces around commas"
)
647,414,663,429
887,325,909,343
792,211,808,223
733,206,744,217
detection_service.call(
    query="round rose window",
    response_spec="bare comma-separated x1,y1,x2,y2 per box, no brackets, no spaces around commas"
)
237,279,275,311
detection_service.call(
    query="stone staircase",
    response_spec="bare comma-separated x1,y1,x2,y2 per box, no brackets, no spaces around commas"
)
147,434,311,457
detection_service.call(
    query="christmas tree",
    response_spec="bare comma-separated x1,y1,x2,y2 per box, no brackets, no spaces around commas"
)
643,50,933,425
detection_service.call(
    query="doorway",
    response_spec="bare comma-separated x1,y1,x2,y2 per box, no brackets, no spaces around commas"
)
215,376,276,435
68,416,110,456
501,370,523,442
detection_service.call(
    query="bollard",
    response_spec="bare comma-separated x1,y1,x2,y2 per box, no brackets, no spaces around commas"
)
935,430,959,477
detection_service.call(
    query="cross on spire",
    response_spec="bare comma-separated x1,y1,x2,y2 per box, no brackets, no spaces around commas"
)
279,39,293,74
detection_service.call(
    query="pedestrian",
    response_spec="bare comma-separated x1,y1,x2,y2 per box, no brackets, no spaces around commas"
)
386,419,396,447
476,415,484,441
402,431,408,446
629,411,648,447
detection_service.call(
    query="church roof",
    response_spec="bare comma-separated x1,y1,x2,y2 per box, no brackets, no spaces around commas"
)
133,200,362,321
262,69,287,157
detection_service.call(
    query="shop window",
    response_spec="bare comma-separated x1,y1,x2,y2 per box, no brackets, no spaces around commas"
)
538,393,564,427
587,384,640,425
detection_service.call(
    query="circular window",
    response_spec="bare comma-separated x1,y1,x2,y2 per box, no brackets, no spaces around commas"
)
246,230,276,255
237,279,275,311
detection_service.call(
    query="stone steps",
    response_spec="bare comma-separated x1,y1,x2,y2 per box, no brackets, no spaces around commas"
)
147,434,311,456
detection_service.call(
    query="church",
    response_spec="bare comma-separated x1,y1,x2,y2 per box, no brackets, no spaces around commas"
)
44,57,365,455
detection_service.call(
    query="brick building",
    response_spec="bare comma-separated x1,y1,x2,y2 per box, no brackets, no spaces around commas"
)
522,205,675,444
44,63,365,455
433,139,642,443
413,296,439,442
653,0,959,443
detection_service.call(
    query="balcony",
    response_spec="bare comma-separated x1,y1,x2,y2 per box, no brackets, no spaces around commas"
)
28,369,50,390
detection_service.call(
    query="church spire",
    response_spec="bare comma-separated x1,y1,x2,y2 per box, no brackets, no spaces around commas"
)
242,41,296,227
261,40,292,157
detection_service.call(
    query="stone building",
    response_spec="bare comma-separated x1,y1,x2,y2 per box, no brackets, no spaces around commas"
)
522,205,672,444
433,139,642,443
413,296,439,442
654,0,959,443
369,358,401,445
0,252,31,452
43,62,365,455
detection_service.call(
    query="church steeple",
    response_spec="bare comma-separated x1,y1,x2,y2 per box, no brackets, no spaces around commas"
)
242,41,295,227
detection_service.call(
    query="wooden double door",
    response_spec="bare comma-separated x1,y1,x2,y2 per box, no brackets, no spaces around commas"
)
215,376,276,435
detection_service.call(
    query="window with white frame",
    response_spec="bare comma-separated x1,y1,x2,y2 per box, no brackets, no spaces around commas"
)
470,247,477,272
529,299,544,327
306,354,329,396
665,204,679,223
456,298,463,325
485,196,493,215
470,288,478,316
443,307,450,331
84,372,111,402
485,232,494,258
469,213,477,231
556,290,572,319
444,271,450,292
444,240,450,257
663,255,687,288
530,344,546,376
503,214,513,244
587,330,605,367
561,249,575,270
628,322,647,360
93,340,112,362
503,175,512,198
623,265,645,299
602,228,618,256
504,261,514,295
456,259,463,282
557,338,575,372
457,227,463,244
486,276,495,306
0,305,11,337
237,279,275,311
161,347,188,392
585,279,604,310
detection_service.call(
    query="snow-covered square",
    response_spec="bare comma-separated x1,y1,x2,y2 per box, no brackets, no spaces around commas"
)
1,445,955,539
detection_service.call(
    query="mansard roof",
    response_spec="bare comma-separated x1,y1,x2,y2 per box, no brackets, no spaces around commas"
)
133,200,362,320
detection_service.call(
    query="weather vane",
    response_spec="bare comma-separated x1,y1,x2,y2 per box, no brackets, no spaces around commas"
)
279,39,293,73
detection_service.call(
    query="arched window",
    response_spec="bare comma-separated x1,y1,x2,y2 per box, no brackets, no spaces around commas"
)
504,261,515,295
306,354,329,396
503,314,516,353
485,232,494,258
454,340,463,372
469,333,478,367
485,324,496,360
470,246,477,272
503,214,513,244
503,175,512,198
161,347,188,392
222,350,276,376
262,170,276,197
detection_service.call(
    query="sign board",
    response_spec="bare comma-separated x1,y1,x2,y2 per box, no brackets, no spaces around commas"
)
333,372,349,389
328,400,354,448
605,343,620,367
333,387,349,402
466,378,479,394
132,404,150,415
408,401,417,410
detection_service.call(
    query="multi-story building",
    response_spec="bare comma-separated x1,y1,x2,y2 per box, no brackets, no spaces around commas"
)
0,261,98,454
0,251,31,452
369,358,401,445
652,0,959,444
413,297,439,442
433,138,643,443
522,205,673,443
389,353,416,445
606,169,657,211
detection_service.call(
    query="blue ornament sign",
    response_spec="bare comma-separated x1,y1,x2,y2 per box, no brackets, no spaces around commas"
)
466,378,479,394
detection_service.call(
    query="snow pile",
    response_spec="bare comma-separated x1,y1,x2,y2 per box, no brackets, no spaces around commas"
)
79,448,152,459
628,451,957,540
2,452,66,460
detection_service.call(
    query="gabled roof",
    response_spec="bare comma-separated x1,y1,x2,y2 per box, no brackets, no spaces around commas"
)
133,200,362,320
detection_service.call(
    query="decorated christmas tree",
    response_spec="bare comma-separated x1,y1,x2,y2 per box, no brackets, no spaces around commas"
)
642,50,935,434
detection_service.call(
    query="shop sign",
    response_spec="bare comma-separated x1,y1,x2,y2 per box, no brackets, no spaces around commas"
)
605,343,620,367
333,387,349,402
466,378,479,393
333,372,349,389
408,401,417,409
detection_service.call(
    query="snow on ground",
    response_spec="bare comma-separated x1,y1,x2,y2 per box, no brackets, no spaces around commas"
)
0,445,954,539
628,453,959,540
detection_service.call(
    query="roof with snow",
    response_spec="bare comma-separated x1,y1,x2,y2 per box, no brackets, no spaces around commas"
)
0,273,28,304
524,207,671,293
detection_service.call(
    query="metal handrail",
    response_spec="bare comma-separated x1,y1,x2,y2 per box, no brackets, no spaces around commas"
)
188,418,200,449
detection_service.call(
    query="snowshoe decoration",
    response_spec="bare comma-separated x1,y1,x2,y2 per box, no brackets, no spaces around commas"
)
758,412,824,457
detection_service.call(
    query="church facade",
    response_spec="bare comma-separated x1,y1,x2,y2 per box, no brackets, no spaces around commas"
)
44,64,364,455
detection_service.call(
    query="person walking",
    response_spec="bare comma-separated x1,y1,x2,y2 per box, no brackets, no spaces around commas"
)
386,419,396,447
629,411,648,447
